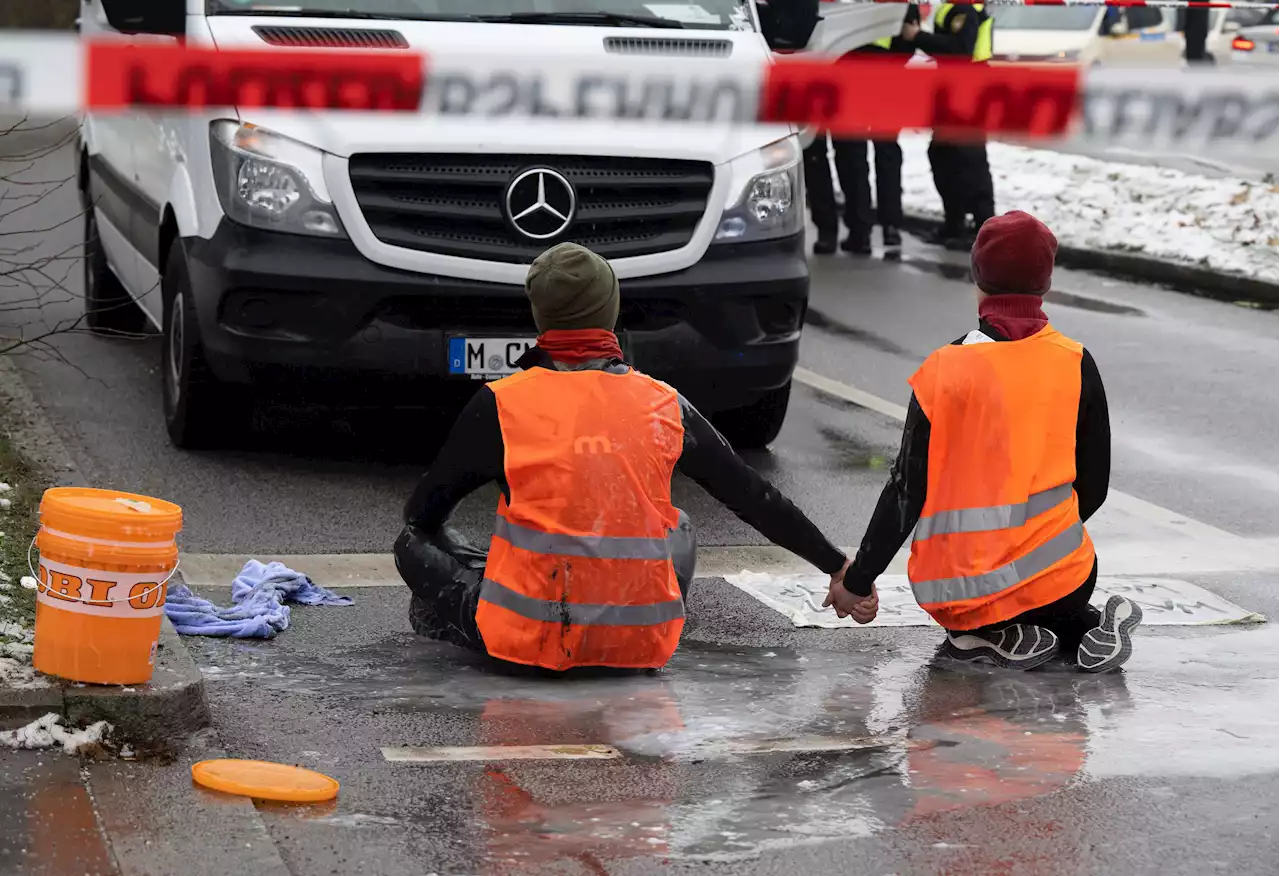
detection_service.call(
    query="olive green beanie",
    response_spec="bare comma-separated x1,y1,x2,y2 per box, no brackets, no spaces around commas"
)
524,242,621,333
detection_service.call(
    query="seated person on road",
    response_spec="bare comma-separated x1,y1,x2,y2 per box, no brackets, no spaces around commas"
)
824,211,1141,673
395,242,852,672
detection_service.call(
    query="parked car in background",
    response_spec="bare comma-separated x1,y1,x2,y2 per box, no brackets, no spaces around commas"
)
1225,7,1279,68
990,3,1280,67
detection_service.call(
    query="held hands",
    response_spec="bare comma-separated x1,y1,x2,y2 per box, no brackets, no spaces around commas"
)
823,559,879,624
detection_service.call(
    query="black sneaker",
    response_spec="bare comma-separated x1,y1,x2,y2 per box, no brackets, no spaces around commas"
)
943,624,1060,670
882,226,903,248
841,235,872,255
1077,596,1143,673
813,231,838,255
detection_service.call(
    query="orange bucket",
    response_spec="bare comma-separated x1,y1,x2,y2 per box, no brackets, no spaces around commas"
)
31,488,183,685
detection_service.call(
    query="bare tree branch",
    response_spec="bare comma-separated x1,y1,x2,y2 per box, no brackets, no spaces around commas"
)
0,116,153,375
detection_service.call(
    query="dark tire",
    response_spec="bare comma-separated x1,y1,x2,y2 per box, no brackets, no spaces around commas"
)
712,380,792,450
160,245,251,449
83,209,146,335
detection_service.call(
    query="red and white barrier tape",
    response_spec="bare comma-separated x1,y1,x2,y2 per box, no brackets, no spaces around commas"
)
1,37,1275,168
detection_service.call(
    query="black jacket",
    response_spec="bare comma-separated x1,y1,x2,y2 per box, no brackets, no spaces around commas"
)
843,319,1111,596
404,347,847,576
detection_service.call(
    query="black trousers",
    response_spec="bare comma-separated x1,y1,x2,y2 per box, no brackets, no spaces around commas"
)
394,514,697,655
804,133,903,236
927,136,995,236
953,559,1103,654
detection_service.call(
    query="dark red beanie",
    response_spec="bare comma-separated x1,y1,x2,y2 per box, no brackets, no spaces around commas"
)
970,211,1058,296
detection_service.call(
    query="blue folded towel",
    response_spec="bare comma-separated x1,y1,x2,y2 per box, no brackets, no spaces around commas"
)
165,559,353,639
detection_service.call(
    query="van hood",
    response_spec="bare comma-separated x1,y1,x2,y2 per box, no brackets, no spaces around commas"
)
206,15,792,162
992,29,1095,59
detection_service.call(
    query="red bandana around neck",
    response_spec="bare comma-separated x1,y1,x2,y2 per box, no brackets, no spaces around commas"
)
535,329,624,365
979,294,1049,342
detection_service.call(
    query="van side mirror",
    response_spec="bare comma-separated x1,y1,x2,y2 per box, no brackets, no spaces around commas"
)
756,0,822,51
99,0,185,36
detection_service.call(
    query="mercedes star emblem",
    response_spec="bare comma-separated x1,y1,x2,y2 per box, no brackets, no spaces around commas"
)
505,167,577,241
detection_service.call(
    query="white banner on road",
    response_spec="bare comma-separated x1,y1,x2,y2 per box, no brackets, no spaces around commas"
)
726,571,1267,628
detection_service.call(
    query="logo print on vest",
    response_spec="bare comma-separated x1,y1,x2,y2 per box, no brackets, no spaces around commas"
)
573,435,614,455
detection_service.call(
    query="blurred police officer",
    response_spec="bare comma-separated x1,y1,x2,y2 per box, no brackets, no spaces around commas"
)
804,8,918,256
899,3,996,250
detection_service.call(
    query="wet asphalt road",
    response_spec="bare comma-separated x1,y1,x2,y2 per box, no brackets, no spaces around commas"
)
0,131,1277,875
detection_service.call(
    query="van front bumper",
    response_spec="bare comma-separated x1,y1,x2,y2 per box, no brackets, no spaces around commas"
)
182,221,809,413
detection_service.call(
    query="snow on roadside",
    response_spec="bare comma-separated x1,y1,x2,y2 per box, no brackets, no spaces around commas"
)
897,134,1279,285
0,655,49,689
0,713,112,755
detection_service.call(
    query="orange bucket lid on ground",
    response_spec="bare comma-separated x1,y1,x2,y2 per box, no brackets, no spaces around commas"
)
39,488,183,541
192,759,340,803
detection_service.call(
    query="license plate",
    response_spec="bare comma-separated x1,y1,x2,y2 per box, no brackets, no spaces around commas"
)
448,337,534,380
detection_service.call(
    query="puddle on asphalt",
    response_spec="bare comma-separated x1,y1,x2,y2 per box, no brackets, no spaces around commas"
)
198,629,1276,865
815,425,890,471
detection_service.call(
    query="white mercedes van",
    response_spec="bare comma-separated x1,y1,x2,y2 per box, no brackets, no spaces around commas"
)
78,0,899,450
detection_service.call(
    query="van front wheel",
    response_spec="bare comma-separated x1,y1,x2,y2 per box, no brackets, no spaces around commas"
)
712,381,792,451
160,246,250,449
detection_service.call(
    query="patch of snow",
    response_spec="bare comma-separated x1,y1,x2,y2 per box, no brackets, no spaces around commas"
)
1,642,34,659
0,656,49,689
0,483,10,492
0,571,9,583
0,595,11,605
0,713,112,754
896,133,1279,284
0,498,10,510
0,622,32,642
19,577,36,590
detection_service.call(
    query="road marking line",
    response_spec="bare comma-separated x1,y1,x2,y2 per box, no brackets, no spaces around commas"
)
793,365,1245,542
382,744,620,763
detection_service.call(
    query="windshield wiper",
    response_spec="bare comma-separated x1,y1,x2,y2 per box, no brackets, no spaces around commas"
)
211,6,482,22
478,11,685,29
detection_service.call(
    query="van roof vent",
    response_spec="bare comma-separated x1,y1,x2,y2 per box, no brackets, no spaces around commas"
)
252,25,409,49
603,37,733,57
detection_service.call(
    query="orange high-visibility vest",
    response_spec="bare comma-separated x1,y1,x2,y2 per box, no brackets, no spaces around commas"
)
906,326,1097,630
477,367,686,670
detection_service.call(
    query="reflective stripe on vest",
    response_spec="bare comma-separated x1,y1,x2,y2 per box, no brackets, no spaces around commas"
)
481,577,685,627
914,482,1072,542
911,520,1085,606
871,36,894,49
495,516,675,561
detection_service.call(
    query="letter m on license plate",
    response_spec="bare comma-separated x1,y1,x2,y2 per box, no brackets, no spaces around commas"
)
448,337,534,379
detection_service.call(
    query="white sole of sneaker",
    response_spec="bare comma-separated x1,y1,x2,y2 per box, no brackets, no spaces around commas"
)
1078,596,1143,673
943,627,1060,671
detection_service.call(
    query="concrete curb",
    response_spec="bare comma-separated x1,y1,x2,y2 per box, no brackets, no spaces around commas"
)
62,618,212,747
0,357,211,746
900,213,1279,309
1,619,212,745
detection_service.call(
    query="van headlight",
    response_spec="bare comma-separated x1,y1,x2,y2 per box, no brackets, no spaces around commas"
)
209,120,345,238
714,137,803,243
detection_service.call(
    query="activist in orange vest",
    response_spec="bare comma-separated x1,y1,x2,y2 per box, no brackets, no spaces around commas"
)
825,212,1141,672
396,242,851,671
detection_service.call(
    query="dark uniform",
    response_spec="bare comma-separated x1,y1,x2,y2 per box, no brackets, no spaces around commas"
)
805,30,915,256
901,3,996,247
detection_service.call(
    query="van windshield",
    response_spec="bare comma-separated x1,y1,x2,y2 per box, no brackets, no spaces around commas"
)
208,0,754,30
988,7,1100,31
